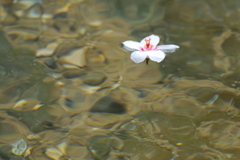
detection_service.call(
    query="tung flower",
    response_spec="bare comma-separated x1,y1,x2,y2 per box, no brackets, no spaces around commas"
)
122,35,179,64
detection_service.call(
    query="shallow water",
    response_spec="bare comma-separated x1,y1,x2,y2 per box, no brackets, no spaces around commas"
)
0,0,240,159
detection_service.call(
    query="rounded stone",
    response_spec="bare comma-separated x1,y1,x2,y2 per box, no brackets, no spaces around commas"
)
90,97,126,114
81,73,106,86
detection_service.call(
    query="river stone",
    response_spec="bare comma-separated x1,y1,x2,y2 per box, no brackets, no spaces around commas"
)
44,58,58,70
62,69,86,79
81,72,106,86
58,47,86,67
90,97,126,114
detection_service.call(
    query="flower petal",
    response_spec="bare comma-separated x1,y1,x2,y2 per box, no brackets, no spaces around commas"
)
147,51,165,63
130,51,148,63
156,44,179,53
140,35,160,47
122,41,142,51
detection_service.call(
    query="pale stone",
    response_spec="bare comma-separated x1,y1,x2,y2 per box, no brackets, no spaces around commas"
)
32,104,43,110
0,5,7,22
36,42,58,57
23,146,33,157
13,99,40,111
56,141,67,155
45,147,63,160
61,64,80,69
26,134,40,140
13,99,27,108
11,138,27,155
78,26,86,35
89,20,102,27
59,47,87,67
42,13,53,20
36,48,54,57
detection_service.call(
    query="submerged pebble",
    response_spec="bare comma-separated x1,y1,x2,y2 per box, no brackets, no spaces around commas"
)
90,97,126,114
11,138,27,155
58,47,87,67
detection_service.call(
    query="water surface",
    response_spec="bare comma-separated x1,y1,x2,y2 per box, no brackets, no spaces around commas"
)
0,0,240,159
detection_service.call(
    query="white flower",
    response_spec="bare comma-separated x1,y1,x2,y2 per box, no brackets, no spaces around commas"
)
122,35,179,64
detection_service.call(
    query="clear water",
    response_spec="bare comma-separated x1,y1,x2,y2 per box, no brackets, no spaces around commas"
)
0,0,240,159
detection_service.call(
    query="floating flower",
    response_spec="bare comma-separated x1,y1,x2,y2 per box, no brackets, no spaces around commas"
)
122,35,179,64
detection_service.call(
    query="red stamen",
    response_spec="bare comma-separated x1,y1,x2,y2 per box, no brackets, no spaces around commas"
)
144,38,152,49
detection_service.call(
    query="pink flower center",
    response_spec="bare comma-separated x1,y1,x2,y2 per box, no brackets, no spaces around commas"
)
139,38,157,51
144,38,153,49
